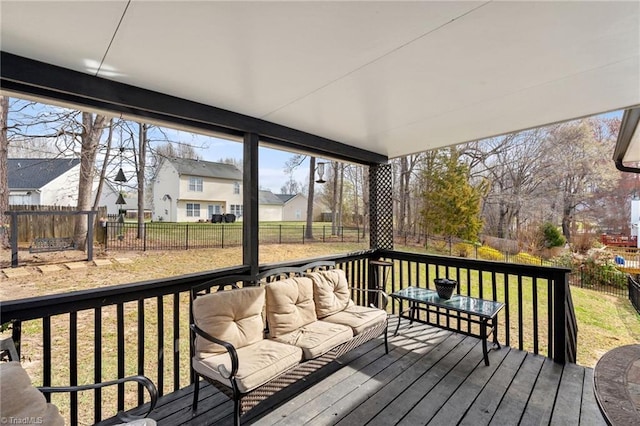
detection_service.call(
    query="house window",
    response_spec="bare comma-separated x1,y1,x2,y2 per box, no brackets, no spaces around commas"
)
208,204,221,217
230,204,243,217
295,209,302,220
187,203,200,217
234,181,240,194
189,177,203,192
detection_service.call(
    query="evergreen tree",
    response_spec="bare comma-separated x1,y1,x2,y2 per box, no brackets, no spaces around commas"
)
420,149,486,242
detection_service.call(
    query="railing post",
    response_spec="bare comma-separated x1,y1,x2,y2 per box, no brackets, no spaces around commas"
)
553,271,575,364
10,211,18,267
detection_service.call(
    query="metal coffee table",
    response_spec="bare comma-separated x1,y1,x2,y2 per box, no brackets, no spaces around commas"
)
391,286,504,366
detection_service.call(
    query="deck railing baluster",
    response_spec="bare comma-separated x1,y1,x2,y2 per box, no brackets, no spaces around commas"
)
137,299,145,406
173,293,180,391
157,295,164,396
117,303,125,410
518,275,524,351
94,308,102,422
70,311,78,425
43,317,51,400
532,276,539,355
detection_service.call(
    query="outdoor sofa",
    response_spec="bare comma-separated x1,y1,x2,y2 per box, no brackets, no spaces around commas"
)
189,261,389,425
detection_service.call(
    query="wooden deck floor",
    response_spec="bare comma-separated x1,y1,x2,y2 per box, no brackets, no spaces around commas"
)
122,318,606,425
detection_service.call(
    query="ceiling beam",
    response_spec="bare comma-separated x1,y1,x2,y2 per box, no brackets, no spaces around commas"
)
0,51,388,165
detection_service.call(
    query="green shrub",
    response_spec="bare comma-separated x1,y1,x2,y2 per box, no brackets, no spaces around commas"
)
541,222,566,248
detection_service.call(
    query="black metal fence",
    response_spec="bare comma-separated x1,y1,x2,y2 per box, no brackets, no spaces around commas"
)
629,275,640,314
102,222,364,250
569,264,630,299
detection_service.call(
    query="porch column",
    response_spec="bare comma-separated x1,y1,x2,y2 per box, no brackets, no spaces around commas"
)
369,163,393,250
243,133,259,277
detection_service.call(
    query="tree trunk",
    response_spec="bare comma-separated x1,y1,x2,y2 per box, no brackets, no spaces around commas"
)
305,157,316,240
137,123,147,239
398,157,407,235
92,118,113,211
0,97,9,248
74,112,107,250
562,205,572,242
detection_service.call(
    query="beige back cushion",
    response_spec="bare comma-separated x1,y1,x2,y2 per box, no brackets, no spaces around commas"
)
0,362,64,426
308,269,353,318
265,276,317,338
193,286,265,357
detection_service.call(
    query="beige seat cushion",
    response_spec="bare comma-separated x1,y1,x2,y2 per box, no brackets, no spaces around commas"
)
308,269,353,318
193,339,303,393
193,286,265,358
265,276,317,338
0,362,64,426
271,320,353,360
322,304,387,335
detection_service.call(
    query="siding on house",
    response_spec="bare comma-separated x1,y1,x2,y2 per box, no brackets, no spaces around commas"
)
152,158,243,222
277,193,307,221
8,158,119,212
259,190,284,222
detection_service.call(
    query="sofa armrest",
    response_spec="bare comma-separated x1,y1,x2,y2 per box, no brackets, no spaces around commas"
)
349,287,389,310
190,324,239,379
38,375,158,422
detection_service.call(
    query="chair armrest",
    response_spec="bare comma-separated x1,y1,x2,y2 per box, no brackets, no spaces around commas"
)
190,324,239,379
349,287,389,310
38,375,158,422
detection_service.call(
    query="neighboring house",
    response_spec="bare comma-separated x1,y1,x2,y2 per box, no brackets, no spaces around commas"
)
259,190,284,221
8,158,119,212
152,158,243,222
276,193,307,221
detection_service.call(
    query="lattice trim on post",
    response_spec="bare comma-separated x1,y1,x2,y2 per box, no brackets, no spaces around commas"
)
369,163,393,250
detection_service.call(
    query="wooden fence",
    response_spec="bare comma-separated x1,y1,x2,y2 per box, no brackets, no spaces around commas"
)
7,205,107,243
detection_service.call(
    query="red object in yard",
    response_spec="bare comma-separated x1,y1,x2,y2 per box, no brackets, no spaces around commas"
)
600,233,638,247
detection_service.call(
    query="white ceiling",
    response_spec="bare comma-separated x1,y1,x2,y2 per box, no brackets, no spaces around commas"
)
1,1,639,159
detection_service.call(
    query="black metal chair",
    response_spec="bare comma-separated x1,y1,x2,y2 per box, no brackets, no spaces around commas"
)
0,337,158,423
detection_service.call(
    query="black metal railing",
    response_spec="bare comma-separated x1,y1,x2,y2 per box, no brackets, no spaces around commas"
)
377,249,576,365
0,249,576,425
629,275,640,314
102,222,364,251
0,251,373,425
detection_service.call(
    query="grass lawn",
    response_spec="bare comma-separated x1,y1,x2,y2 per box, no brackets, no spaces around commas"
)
1,243,638,422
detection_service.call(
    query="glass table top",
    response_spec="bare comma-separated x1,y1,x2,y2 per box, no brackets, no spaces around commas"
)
391,286,504,318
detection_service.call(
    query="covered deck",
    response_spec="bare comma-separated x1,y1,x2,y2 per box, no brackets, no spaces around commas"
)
1,2,638,425
101,319,603,426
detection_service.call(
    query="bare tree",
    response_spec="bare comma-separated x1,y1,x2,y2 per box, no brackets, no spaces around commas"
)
74,112,108,249
542,119,617,242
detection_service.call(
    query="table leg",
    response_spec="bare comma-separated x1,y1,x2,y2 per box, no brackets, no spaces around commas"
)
481,320,490,366
393,298,402,336
492,318,501,349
